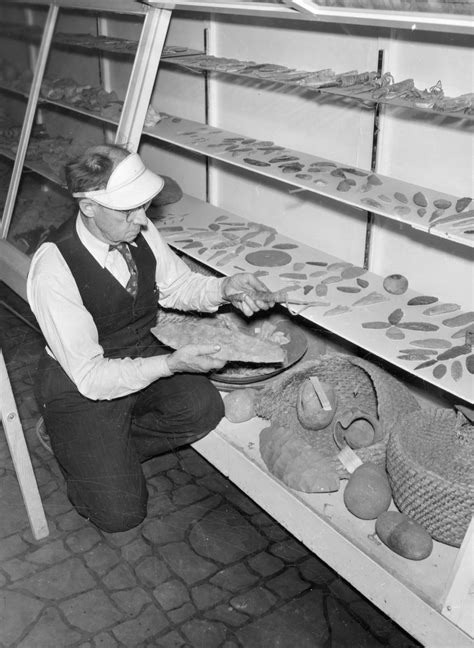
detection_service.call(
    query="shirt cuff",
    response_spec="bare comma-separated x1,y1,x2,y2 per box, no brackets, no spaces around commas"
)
137,354,174,383
218,277,228,304
206,277,228,309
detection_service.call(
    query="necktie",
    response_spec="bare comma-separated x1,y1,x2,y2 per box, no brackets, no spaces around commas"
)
110,243,138,298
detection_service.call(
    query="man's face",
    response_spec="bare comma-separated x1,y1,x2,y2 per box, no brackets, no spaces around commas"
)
87,200,152,246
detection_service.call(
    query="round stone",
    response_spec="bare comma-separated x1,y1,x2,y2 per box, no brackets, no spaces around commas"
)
245,249,292,267
383,274,409,295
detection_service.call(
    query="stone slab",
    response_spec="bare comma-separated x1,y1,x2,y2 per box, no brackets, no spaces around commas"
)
189,505,267,564
16,607,82,648
10,558,95,599
235,589,329,648
159,542,217,585
112,605,169,646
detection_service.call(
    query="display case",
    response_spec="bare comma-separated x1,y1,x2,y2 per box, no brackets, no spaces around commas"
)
0,1,472,645
0,0,173,295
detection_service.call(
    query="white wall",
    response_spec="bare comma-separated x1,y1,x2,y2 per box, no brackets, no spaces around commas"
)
207,15,379,264
371,30,473,306
202,15,473,306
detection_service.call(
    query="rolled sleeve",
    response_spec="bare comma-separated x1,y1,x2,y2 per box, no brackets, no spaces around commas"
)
143,221,226,312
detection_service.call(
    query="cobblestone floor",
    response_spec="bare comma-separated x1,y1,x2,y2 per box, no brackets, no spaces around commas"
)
0,283,422,648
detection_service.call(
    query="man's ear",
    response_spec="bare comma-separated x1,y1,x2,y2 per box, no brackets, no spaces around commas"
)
78,198,99,218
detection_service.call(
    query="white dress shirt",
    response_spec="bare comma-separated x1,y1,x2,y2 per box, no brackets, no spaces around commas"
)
27,215,225,401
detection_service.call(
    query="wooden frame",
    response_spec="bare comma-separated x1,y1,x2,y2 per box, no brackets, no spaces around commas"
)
116,7,172,150
0,350,49,540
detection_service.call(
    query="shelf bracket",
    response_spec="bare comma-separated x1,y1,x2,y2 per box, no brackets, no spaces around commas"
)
1,3,59,240
115,6,172,151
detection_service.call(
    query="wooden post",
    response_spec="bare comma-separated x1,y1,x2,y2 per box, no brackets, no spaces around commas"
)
0,350,49,540
115,6,172,151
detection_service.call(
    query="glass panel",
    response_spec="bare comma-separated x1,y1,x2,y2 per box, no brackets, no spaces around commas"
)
0,6,129,254
0,97,25,166
5,174,76,257
53,12,140,57
0,6,45,96
307,0,473,15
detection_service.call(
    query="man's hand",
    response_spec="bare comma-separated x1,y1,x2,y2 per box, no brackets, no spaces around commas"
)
166,344,226,374
222,273,275,317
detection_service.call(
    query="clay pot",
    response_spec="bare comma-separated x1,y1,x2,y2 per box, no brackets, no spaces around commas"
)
333,407,382,449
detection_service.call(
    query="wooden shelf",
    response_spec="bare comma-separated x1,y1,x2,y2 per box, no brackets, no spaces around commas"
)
0,84,29,99
0,82,123,126
165,53,474,123
0,22,202,59
155,193,474,403
144,113,474,248
2,82,472,250
324,84,473,122
192,415,473,648
0,146,65,187
39,98,121,126
3,21,472,122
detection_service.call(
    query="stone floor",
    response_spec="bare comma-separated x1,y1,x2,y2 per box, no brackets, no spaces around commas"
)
0,282,422,648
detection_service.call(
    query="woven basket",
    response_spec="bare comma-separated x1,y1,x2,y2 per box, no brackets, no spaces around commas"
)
387,409,474,547
255,353,420,478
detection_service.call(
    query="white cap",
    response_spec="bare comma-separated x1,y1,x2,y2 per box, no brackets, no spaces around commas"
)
72,153,165,210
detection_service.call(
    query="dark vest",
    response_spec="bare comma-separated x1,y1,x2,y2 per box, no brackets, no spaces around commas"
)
49,218,164,360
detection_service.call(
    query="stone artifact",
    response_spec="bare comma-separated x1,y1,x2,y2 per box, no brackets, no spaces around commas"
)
151,321,286,364
375,511,433,560
259,425,339,493
296,379,337,430
383,274,409,295
343,463,392,520
224,389,258,423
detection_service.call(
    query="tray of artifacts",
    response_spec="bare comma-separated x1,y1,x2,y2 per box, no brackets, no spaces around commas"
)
210,312,308,385
152,309,307,387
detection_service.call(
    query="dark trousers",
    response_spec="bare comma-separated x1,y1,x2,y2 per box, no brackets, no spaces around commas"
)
35,353,224,532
